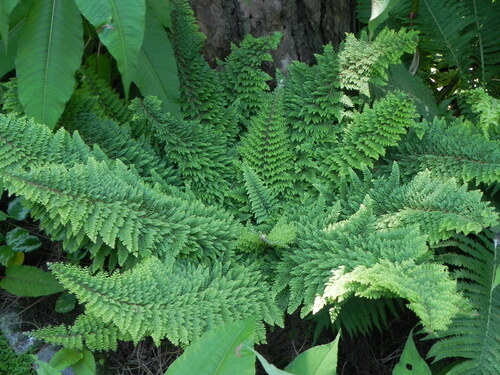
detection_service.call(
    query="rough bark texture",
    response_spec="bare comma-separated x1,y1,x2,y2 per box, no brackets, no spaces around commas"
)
189,0,356,70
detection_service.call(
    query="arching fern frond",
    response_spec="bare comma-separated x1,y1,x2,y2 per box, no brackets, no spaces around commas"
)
242,163,276,225
427,232,499,374
37,257,283,347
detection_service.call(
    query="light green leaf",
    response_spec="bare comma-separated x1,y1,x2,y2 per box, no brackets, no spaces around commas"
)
166,318,256,375
245,347,294,375
82,0,145,98
0,0,19,51
284,333,340,375
392,329,431,375
146,0,171,28
49,348,83,371
72,349,96,375
369,0,400,36
35,361,62,375
0,265,64,297
55,293,77,313
16,0,83,128
7,196,30,220
134,6,180,115
6,227,41,253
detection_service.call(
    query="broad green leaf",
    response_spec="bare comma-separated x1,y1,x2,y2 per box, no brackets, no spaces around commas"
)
146,0,171,28
9,251,24,266
134,7,180,115
166,318,256,375
392,329,431,375
6,227,41,253
16,0,83,128
0,0,19,51
72,350,96,375
0,16,23,79
49,348,83,371
55,293,77,313
35,361,62,375
73,0,111,27
79,0,145,97
369,0,400,36
0,265,63,296
284,333,340,375
86,54,111,84
7,196,30,220
0,211,8,221
245,347,294,375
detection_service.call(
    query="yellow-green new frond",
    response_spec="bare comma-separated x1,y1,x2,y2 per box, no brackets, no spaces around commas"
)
339,29,418,96
43,258,283,346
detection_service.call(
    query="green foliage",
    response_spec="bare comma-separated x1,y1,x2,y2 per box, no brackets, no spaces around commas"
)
284,334,340,375
427,233,499,374
0,265,63,296
37,258,282,348
0,331,34,375
392,329,431,374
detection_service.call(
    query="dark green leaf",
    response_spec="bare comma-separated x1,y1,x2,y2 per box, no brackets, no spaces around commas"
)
134,6,180,115
16,0,84,128
0,15,23,79
0,244,15,266
0,211,8,222
146,0,171,28
6,227,41,253
7,196,29,220
0,0,20,51
55,293,77,313
0,265,64,296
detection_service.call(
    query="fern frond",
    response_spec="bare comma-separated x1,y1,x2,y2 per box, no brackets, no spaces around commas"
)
1,78,24,116
459,88,499,140
427,232,500,374
389,118,500,185
32,315,131,351
220,33,281,121
130,96,234,204
239,91,295,195
339,28,418,96
170,0,227,127
242,163,276,225
325,91,417,176
42,257,282,346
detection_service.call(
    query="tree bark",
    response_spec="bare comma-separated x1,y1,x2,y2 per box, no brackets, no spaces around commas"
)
189,0,357,70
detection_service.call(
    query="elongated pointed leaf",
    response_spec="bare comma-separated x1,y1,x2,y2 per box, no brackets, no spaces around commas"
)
146,0,171,28
49,348,83,371
78,0,145,97
16,0,83,128
0,0,19,51
284,333,340,375
134,7,179,115
245,347,294,375
0,265,63,296
72,350,96,375
392,329,431,375
166,318,256,375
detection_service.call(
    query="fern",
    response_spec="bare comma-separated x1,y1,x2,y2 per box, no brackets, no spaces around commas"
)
0,78,24,116
427,232,499,374
388,118,500,185
241,163,276,225
35,257,283,347
239,90,295,195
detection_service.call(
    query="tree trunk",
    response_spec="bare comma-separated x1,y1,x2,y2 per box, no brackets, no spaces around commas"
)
189,0,357,70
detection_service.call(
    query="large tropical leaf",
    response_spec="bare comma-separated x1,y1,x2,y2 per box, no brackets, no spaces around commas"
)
133,7,180,115
0,15,22,78
75,0,145,97
0,0,19,51
16,0,83,128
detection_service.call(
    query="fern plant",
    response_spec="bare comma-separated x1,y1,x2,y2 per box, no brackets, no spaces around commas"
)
0,1,498,370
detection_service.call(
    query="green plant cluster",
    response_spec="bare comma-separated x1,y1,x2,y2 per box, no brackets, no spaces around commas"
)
0,0,498,374
0,332,34,375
